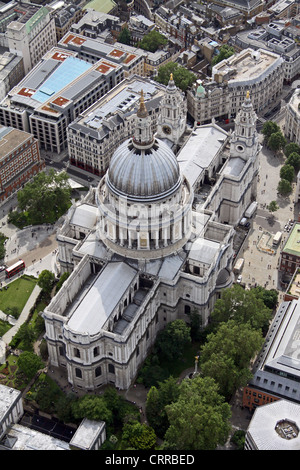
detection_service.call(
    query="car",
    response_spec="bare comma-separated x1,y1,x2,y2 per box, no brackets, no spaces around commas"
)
245,222,250,228
237,275,242,283
0,265,6,272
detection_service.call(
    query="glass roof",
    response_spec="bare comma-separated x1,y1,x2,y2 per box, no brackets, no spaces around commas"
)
32,56,92,103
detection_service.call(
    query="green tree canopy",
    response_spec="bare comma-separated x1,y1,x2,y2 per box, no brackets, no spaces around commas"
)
286,152,300,172
71,395,113,425
199,320,263,399
277,178,292,196
37,270,55,294
139,30,168,52
266,200,279,214
155,62,196,92
268,132,286,152
252,286,278,310
9,169,71,227
118,27,131,45
17,351,44,379
155,319,191,361
163,376,231,450
122,420,157,450
280,164,295,182
262,121,281,139
211,284,272,332
284,142,300,158
212,44,235,66
0,232,7,260
146,376,180,438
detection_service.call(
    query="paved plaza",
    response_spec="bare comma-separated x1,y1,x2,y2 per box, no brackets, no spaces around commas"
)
236,133,297,301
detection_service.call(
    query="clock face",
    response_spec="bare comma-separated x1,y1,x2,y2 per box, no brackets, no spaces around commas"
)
163,125,171,135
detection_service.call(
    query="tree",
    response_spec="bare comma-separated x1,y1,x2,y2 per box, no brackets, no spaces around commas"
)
155,319,191,361
55,272,70,293
286,152,300,173
118,27,131,45
262,121,281,140
139,30,168,53
55,393,77,423
163,376,231,450
122,420,157,450
0,232,7,260
266,200,279,215
284,142,300,158
17,351,44,379
280,164,295,182
37,270,55,294
146,376,180,438
199,321,263,399
212,44,235,66
9,169,71,227
268,132,286,153
253,286,278,310
71,395,113,425
211,284,272,332
277,178,292,196
155,62,196,92
15,323,35,351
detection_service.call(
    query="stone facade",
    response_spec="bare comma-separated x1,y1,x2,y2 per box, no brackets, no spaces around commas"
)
43,92,259,391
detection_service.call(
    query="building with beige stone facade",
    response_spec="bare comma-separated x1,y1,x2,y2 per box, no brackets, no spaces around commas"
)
42,91,259,391
284,88,300,146
5,3,57,75
187,47,285,124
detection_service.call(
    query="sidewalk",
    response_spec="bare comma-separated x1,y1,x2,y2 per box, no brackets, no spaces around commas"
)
2,284,42,345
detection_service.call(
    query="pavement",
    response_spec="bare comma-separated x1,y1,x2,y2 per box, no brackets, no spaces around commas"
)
235,114,297,299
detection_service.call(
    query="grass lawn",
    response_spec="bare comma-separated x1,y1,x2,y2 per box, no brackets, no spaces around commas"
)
0,275,37,316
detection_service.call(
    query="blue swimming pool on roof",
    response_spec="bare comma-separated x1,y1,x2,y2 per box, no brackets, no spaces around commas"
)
32,56,92,103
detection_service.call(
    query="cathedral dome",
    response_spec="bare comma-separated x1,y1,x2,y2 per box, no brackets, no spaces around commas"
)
106,90,181,202
106,137,181,202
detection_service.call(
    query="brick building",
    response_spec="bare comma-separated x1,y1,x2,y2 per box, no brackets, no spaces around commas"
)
0,125,44,202
279,223,300,275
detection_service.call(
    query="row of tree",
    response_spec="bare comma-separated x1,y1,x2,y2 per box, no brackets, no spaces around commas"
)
143,284,277,450
262,121,300,195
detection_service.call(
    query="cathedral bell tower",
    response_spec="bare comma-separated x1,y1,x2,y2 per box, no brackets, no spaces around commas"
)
156,74,187,147
230,91,260,162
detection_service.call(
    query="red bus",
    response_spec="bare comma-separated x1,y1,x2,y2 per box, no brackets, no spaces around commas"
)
5,260,25,278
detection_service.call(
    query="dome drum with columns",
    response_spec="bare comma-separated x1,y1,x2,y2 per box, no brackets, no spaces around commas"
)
96,89,193,258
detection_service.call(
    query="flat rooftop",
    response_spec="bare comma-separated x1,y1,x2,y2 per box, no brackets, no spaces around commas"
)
283,223,300,257
213,48,282,84
0,384,21,423
80,78,162,131
0,126,31,159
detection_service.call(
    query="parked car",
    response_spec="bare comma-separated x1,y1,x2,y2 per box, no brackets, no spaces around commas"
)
237,274,242,284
